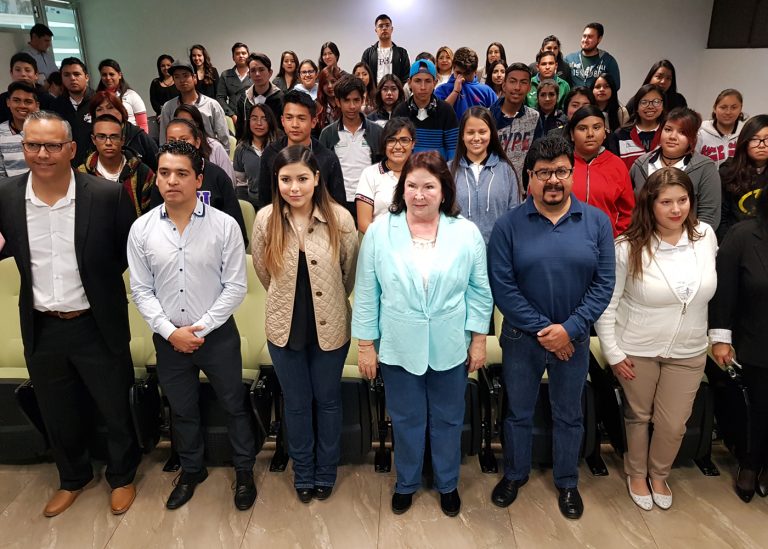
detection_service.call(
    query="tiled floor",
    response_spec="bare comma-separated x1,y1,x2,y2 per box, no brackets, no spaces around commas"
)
0,444,765,549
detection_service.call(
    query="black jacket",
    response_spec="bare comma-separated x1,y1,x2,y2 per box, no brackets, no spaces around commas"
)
233,84,284,138
52,87,95,167
257,137,346,209
361,42,411,84
124,122,159,172
0,172,135,357
150,161,248,247
709,219,768,368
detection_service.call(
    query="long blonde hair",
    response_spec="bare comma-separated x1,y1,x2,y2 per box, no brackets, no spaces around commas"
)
263,145,342,276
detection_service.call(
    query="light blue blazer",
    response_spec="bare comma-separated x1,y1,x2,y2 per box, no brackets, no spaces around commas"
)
352,212,493,375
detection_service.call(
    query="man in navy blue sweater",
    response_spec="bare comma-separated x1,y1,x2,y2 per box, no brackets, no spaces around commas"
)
487,135,615,520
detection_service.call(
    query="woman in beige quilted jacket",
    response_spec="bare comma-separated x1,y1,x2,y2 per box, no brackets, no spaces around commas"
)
252,145,359,504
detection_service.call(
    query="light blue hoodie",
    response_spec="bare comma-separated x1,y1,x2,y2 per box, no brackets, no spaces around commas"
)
453,152,522,244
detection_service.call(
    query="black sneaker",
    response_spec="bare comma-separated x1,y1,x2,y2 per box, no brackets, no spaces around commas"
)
314,485,333,500
234,470,257,510
296,487,315,503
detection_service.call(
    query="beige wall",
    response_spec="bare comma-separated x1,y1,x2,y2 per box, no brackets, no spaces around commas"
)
77,0,767,117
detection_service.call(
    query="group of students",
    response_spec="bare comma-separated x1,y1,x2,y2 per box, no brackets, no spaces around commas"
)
1,14,767,525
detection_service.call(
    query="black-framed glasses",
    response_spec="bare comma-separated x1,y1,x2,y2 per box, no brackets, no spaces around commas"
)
749,137,768,148
385,137,414,147
300,70,316,76
529,167,573,181
22,141,71,153
639,98,663,107
93,133,122,143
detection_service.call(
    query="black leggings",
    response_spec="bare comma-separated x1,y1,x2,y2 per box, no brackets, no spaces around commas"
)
742,364,768,470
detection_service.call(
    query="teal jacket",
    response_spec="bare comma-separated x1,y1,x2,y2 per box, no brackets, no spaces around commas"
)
352,212,493,375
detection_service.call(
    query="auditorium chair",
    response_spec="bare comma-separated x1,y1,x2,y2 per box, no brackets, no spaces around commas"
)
238,199,256,254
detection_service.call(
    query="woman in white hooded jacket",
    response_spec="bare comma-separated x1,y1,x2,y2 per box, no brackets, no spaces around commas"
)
595,167,717,512
696,89,745,168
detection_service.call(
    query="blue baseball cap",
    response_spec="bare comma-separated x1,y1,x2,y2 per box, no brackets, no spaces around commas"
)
408,59,436,79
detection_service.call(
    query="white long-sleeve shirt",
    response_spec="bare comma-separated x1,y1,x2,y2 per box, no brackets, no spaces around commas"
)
127,200,246,339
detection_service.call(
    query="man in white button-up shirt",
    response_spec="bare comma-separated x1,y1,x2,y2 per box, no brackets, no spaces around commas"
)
0,111,140,518
128,141,256,511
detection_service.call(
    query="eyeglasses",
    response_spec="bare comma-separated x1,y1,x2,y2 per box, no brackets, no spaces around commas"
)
749,137,768,148
22,141,71,153
639,98,663,107
93,133,122,143
249,116,267,123
385,137,414,147
529,167,573,181
300,70,316,76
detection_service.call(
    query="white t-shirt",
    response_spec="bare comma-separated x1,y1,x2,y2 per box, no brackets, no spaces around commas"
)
355,161,398,222
377,47,393,85
119,89,147,126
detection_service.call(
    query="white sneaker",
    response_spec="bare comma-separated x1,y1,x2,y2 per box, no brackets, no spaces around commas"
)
627,477,653,511
649,480,673,510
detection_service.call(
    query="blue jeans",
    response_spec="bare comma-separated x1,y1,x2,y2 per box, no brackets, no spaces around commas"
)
380,362,467,494
268,340,349,489
500,325,589,489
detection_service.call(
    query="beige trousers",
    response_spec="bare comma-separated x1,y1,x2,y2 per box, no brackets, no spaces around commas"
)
618,353,706,480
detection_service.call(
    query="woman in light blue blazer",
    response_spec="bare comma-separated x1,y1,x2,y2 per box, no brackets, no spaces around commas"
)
352,151,493,518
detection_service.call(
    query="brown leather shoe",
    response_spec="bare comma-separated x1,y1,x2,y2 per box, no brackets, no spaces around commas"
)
43,489,83,517
110,484,136,515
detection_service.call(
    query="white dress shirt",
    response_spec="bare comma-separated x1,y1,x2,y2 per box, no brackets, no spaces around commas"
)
25,171,90,312
127,200,246,340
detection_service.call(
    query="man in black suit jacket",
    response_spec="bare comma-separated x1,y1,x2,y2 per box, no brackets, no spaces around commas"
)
0,111,140,517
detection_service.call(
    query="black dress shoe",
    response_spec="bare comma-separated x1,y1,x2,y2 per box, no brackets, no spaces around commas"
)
440,489,461,517
391,492,413,514
296,488,315,503
491,476,528,508
166,469,208,510
735,467,756,503
234,470,257,510
314,485,333,500
557,487,584,519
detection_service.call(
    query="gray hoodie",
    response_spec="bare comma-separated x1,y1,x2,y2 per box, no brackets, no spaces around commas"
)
453,153,521,244
630,149,722,230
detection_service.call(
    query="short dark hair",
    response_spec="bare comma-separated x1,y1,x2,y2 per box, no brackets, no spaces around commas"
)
231,42,249,56
334,75,366,101
452,47,479,73
47,71,62,86
390,151,460,217
536,50,557,64
248,52,272,71
505,63,532,78
10,52,37,72
585,22,604,37
379,116,416,156
282,89,316,116
92,114,123,128
157,140,203,176
524,135,574,187
8,81,38,98
60,57,88,74
30,23,53,38
375,13,391,24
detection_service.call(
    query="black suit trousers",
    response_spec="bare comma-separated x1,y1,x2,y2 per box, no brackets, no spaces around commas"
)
153,317,255,473
27,312,140,491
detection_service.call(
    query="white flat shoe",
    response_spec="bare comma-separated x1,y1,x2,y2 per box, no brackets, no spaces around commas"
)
649,480,672,510
627,477,653,511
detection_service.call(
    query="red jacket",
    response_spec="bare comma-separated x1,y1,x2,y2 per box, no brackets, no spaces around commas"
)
572,149,635,237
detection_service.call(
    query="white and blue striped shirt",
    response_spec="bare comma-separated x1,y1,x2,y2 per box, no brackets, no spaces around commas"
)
0,121,28,178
